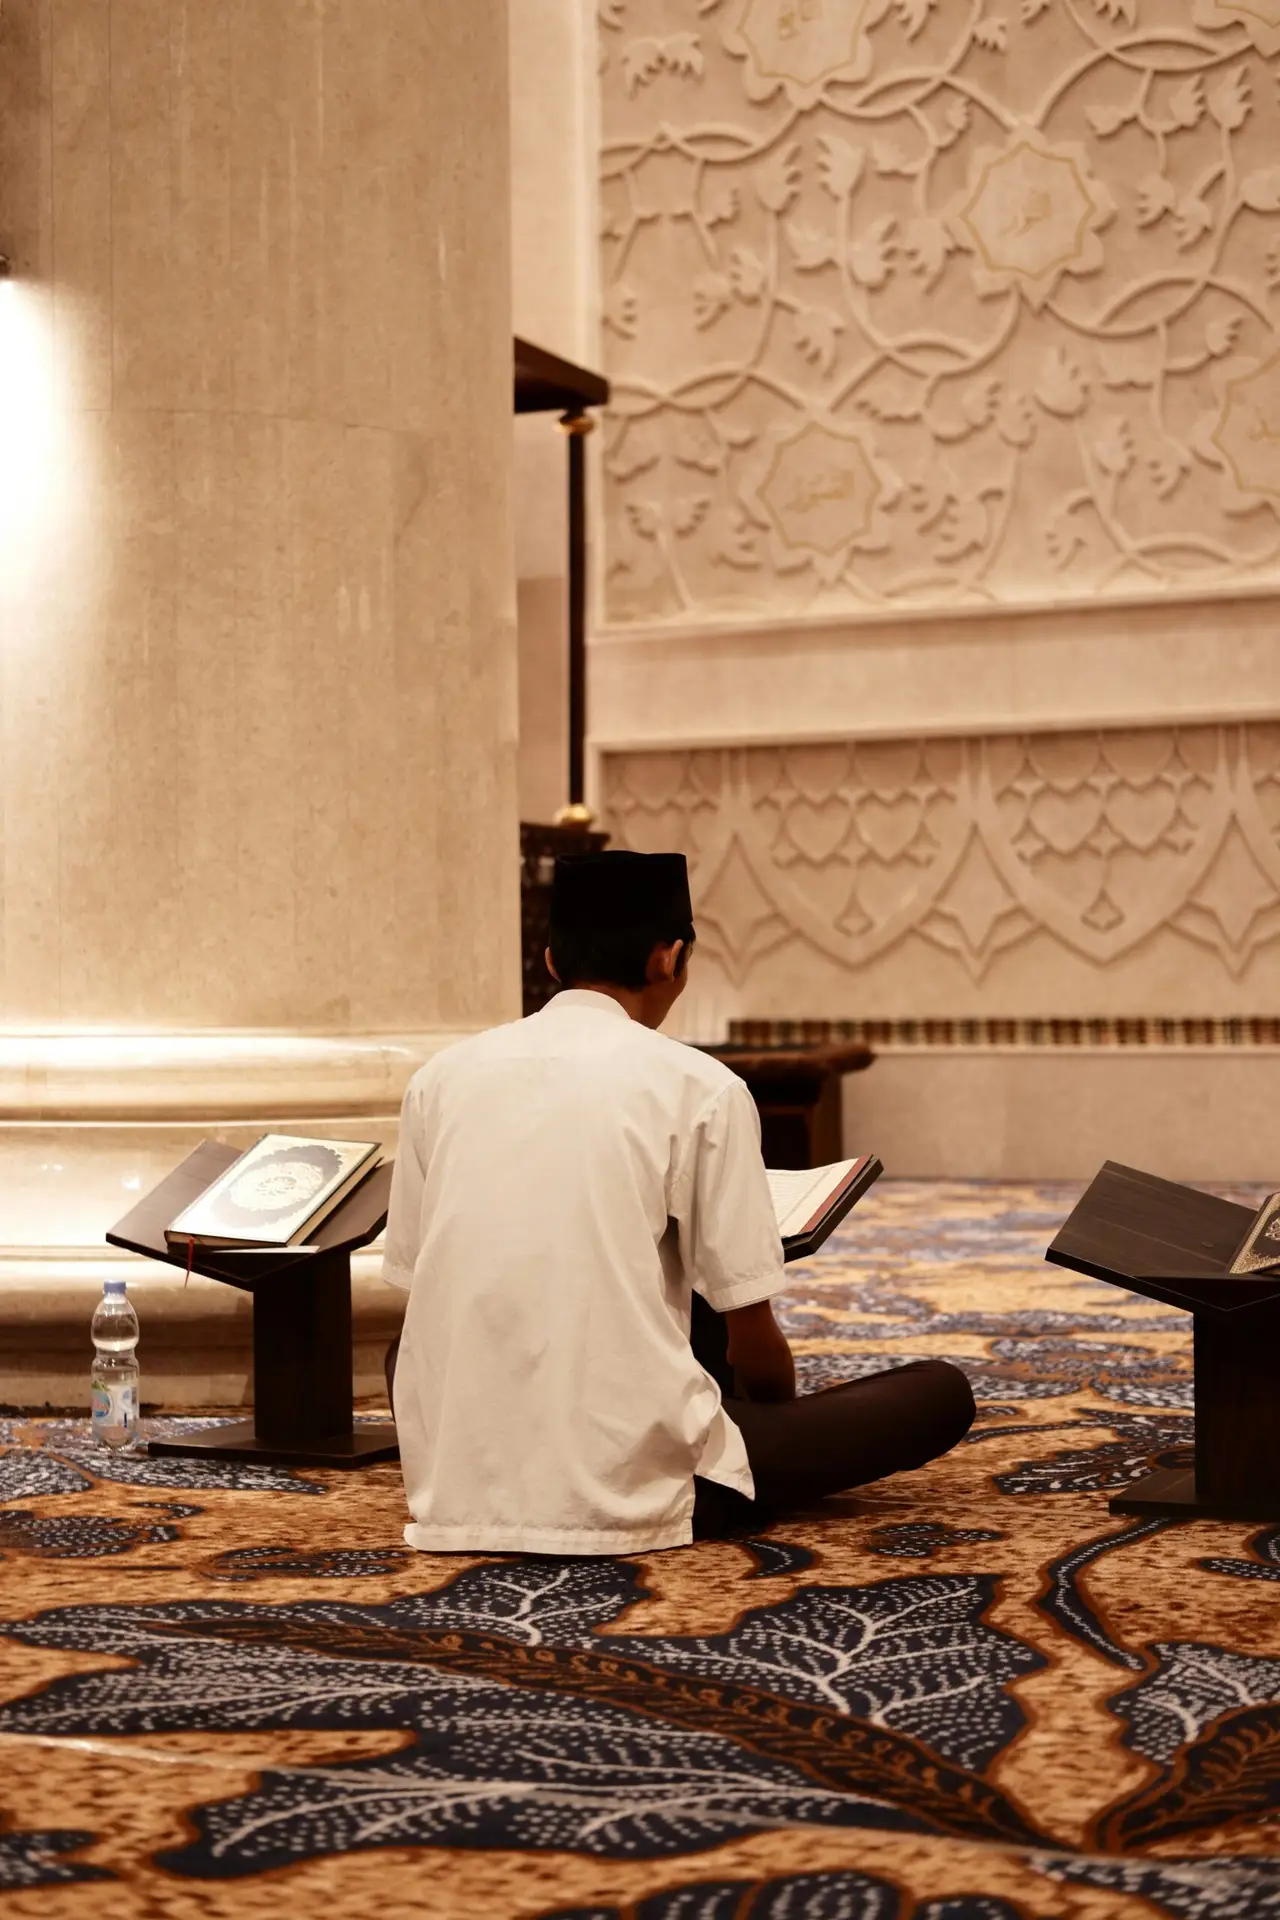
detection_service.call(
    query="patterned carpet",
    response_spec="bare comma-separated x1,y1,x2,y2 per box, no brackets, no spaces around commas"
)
2,1181,1279,1918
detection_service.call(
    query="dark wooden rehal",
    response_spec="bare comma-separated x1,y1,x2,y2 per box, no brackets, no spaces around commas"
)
1047,1160,1280,1520
705,1041,876,1169
107,1142,398,1469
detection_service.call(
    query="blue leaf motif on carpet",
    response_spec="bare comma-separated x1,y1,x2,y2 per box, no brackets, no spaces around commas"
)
0,1509,179,1559
994,1414,1194,1495
0,1420,326,1497
778,1285,1183,1340
0,1562,1047,1874
1040,1853,1280,1920
0,1827,111,1891
544,1868,1035,1918
865,1523,1005,1559
157,1695,931,1874
796,1343,1191,1407
393,1557,650,1641
740,1536,817,1579
982,1339,1192,1409
0,1449,94,1501
202,1544,413,1581
1200,1527,1280,1585
1112,1643,1280,1765
606,1575,1042,1771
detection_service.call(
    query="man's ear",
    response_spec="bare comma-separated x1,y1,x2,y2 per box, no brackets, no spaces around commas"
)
544,947,562,984
646,939,684,986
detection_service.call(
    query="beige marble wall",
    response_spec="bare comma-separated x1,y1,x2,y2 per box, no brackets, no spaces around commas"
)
0,0,519,1377
511,0,595,362
1,0,518,1037
840,1048,1280,1181
590,5,1280,1184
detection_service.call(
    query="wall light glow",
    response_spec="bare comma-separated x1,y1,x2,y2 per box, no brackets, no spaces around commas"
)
0,277,86,601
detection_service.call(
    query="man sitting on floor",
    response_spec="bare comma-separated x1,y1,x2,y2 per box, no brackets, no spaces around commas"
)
381,850,974,1555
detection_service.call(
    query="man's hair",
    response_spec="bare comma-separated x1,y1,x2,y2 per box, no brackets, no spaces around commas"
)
548,918,695,992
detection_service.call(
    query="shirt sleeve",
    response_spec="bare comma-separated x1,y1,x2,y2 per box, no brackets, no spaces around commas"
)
381,1077,427,1291
676,1079,786,1312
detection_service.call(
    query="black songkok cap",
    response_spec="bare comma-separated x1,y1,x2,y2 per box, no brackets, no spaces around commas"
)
550,850,693,934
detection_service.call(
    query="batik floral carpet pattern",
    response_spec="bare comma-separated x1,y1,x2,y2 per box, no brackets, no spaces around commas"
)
1,1183,1278,1918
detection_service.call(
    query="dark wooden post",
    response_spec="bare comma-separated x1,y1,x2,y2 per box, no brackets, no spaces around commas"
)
1192,1304,1280,1511
513,340,609,824
559,409,595,820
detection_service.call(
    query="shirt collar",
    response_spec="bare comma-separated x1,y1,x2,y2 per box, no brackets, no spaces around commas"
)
541,988,634,1022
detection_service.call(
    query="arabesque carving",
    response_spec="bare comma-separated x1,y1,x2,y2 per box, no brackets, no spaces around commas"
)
602,725,1280,985
599,0,1280,621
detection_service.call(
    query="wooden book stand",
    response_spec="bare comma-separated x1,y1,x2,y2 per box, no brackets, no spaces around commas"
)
1048,1160,1280,1521
107,1140,398,1469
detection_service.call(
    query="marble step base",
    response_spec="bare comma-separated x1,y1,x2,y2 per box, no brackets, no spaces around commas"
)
0,1245,403,1412
0,1026,476,1412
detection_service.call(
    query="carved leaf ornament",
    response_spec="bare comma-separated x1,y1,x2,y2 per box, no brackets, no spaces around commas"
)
600,0,1280,619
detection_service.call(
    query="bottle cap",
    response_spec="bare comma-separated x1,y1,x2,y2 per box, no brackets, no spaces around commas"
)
103,1279,127,1296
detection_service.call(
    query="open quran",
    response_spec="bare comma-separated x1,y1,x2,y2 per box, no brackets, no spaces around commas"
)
767,1152,883,1261
164,1134,382,1250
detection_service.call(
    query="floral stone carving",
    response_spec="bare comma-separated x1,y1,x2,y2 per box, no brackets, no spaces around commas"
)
1194,0,1280,57
726,0,891,104
600,0,1280,621
746,419,897,578
950,133,1114,311
1205,351,1280,508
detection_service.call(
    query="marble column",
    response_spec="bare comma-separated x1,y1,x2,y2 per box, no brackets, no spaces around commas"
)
0,0,519,1402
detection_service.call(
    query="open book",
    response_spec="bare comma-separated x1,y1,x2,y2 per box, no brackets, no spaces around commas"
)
1228,1192,1280,1275
164,1133,382,1250
767,1152,883,1261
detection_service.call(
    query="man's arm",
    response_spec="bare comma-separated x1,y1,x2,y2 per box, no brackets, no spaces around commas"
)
678,1079,790,1391
724,1299,796,1403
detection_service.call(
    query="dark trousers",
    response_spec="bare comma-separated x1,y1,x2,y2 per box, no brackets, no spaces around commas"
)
689,1293,975,1537
383,1299,976,1540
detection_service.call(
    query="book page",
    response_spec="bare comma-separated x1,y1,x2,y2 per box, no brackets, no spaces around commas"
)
767,1160,858,1239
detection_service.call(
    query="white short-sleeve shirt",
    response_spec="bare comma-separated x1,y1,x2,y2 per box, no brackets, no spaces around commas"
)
382,989,786,1555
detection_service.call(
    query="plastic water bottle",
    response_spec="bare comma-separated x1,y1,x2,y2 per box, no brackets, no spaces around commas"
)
91,1279,140,1449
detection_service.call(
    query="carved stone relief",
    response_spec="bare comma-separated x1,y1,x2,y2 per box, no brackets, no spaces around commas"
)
602,726,1280,1004
599,0,1280,622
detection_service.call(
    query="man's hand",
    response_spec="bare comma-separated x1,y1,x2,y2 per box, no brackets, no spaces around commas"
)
724,1299,796,1403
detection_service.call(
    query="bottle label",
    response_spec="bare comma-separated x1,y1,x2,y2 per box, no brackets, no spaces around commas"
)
91,1377,138,1439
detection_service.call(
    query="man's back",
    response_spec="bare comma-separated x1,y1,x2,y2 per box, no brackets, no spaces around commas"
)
383,989,784,1554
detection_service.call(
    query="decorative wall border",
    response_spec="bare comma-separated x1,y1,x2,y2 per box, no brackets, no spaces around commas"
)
730,1016,1280,1049
598,1,1280,627
589,587,1280,759
602,724,1280,989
